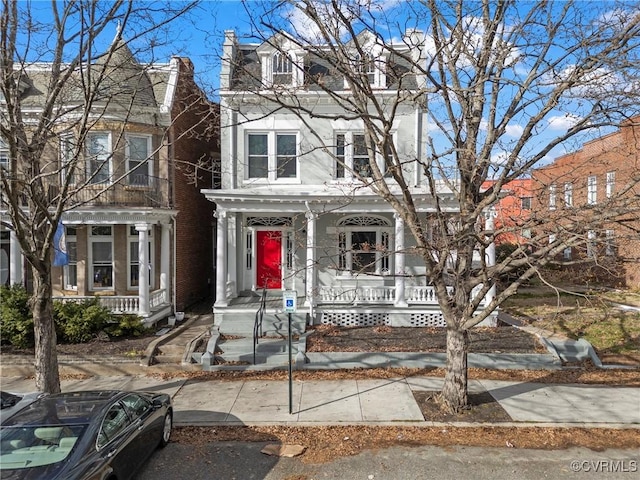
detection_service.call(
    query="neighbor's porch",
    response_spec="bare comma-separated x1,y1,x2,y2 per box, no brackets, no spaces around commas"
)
53,288,172,326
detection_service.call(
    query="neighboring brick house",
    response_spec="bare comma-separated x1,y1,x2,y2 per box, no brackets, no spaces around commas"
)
532,117,640,287
0,39,218,322
483,178,534,247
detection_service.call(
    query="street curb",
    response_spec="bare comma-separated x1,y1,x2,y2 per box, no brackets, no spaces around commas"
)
172,420,640,429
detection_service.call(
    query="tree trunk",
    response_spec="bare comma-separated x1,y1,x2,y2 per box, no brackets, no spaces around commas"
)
440,326,469,412
32,267,61,394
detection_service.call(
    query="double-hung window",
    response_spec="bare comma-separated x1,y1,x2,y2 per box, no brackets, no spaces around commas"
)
587,176,597,205
60,135,76,185
86,132,111,184
549,184,557,210
126,134,152,186
128,226,154,289
0,138,9,172
89,226,113,290
335,132,394,179
564,183,573,207
606,171,615,198
246,132,298,181
63,227,77,290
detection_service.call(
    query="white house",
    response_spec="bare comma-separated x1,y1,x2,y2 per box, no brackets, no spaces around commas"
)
203,30,494,327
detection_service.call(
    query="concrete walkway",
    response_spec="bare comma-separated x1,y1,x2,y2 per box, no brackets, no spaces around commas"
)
2,374,638,427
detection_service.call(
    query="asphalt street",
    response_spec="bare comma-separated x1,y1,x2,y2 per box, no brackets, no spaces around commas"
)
135,443,639,480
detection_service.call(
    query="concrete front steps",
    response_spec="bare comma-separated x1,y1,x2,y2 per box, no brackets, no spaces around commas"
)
195,311,308,370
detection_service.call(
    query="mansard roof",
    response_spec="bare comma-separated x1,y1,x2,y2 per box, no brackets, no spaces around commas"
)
228,30,418,92
15,37,179,118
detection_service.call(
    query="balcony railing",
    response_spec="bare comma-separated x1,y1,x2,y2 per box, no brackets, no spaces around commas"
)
40,175,170,208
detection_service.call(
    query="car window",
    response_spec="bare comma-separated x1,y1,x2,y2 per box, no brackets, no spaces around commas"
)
121,394,150,421
0,424,86,470
97,403,130,448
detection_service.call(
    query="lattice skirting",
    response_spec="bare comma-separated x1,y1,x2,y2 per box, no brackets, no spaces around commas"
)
320,311,447,327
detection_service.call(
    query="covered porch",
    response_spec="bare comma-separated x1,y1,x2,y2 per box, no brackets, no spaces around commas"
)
205,186,497,328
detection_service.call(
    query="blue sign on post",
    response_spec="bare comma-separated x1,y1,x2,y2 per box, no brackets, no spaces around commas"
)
283,290,297,313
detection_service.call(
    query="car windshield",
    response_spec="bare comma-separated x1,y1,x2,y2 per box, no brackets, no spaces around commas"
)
0,424,87,469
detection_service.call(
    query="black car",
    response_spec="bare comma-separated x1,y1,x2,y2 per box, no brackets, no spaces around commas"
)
0,390,172,480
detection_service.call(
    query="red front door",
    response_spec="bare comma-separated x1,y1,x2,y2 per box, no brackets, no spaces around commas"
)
256,230,282,289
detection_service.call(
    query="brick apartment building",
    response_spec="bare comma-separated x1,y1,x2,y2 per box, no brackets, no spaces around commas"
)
532,117,640,288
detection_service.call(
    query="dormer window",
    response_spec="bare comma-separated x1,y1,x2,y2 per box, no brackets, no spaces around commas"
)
272,52,293,85
257,36,303,89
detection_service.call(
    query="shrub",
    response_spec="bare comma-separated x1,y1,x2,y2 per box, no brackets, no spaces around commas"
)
103,314,148,338
54,299,112,343
0,284,34,348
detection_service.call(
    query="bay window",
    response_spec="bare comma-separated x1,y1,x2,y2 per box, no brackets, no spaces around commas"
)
89,226,113,290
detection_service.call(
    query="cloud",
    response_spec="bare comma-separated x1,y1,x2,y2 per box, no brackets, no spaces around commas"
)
547,114,582,131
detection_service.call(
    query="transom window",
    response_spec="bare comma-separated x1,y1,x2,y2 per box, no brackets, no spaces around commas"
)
247,132,297,180
126,134,152,186
336,215,391,275
86,132,111,184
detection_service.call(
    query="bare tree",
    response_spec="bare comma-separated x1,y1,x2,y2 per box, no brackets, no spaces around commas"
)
231,0,640,411
0,0,198,393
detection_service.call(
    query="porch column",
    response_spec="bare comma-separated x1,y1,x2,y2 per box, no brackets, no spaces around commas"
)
214,210,228,307
304,210,316,314
160,222,171,305
480,209,498,327
135,223,151,317
485,209,497,305
394,212,407,307
9,229,23,285
226,213,237,298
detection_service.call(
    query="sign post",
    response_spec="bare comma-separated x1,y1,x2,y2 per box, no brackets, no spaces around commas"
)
283,290,297,414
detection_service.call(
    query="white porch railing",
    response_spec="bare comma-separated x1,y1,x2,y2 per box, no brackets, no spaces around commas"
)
53,289,168,315
318,285,484,306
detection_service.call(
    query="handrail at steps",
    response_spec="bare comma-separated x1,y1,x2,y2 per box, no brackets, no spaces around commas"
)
253,288,267,364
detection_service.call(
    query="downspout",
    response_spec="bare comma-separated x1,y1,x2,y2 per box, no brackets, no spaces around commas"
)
172,213,177,315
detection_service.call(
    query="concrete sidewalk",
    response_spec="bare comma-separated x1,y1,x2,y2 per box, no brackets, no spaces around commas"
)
2,375,638,427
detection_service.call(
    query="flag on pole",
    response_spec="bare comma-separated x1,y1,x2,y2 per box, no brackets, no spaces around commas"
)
53,221,69,266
